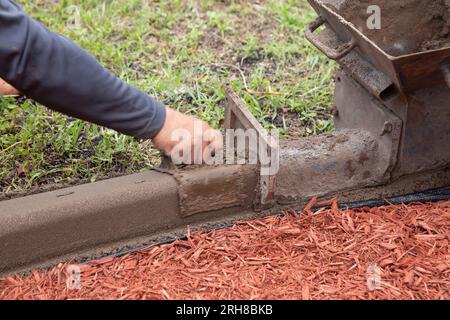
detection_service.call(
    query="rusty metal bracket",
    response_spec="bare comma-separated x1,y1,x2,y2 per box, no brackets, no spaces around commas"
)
334,70,402,181
224,87,278,210
305,16,357,61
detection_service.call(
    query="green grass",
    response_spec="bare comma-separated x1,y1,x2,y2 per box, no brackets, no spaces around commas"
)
0,0,336,193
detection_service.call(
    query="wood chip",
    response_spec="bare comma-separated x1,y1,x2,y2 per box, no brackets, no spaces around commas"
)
0,201,448,300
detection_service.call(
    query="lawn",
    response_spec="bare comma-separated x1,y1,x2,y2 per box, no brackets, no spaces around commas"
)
0,0,336,195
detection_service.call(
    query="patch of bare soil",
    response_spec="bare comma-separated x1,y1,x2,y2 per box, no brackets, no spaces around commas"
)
1,200,449,300
337,0,450,55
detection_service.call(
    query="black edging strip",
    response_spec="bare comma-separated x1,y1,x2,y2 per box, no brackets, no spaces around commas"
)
341,187,450,210
85,187,450,264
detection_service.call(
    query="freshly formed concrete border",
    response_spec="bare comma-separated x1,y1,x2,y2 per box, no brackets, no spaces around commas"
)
0,170,175,274
0,167,259,275
1,134,448,276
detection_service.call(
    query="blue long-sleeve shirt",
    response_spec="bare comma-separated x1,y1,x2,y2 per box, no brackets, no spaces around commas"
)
0,0,166,139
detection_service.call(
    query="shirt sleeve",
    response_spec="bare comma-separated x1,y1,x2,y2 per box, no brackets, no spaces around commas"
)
0,0,166,139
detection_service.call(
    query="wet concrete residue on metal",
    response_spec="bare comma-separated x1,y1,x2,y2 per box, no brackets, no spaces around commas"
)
275,129,381,205
337,0,450,55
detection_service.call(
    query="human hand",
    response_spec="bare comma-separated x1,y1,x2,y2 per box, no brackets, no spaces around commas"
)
152,108,223,164
0,78,19,96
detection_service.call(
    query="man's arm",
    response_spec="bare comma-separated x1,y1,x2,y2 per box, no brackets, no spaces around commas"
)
0,0,165,139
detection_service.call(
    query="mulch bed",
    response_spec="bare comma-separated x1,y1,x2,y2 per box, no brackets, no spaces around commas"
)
0,200,449,300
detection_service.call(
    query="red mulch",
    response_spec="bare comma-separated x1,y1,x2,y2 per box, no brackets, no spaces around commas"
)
0,200,449,300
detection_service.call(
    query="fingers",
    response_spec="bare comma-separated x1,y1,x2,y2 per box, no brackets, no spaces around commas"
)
202,128,223,164
187,124,223,165
203,128,223,156
0,78,19,96
153,108,224,165
204,127,223,150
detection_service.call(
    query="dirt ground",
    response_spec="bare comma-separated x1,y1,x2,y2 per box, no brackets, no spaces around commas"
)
0,200,448,300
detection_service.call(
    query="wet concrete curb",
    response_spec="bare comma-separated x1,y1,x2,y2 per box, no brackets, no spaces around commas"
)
0,167,260,276
0,147,448,276
0,171,178,274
